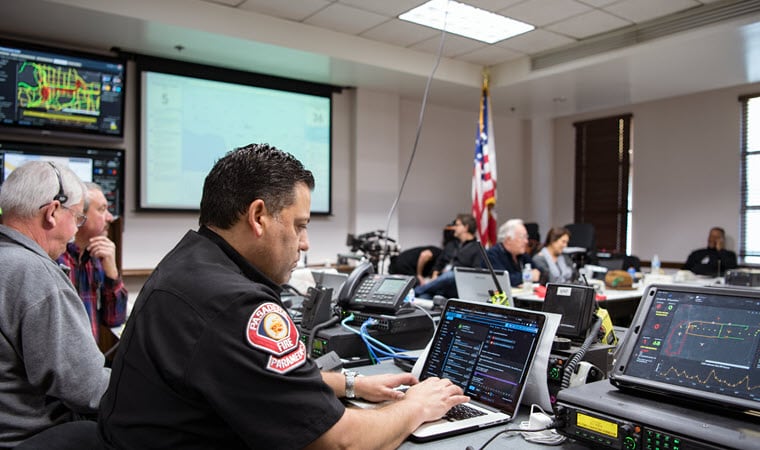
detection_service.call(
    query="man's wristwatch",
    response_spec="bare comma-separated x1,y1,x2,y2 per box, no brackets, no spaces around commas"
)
344,370,358,399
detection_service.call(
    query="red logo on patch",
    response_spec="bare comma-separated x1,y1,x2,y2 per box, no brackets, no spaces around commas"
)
266,341,307,374
246,303,300,356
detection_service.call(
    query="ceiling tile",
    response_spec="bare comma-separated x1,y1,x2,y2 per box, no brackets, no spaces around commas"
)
604,0,701,24
360,18,439,47
456,44,524,65
237,0,331,22
304,3,389,35
498,28,576,54
546,9,631,39
465,0,525,12
576,0,620,7
337,0,424,17
410,33,488,58
203,0,246,6
500,0,593,27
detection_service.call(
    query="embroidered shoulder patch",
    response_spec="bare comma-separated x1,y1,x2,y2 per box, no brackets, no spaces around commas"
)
246,302,300,356
266,341,307,374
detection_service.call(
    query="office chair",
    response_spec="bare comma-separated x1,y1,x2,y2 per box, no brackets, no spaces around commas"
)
564,223,596,267
524,222,540,256
596,252,642,271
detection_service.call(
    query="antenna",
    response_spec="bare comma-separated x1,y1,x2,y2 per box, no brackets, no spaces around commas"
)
477,241,508,306
375,7,450,273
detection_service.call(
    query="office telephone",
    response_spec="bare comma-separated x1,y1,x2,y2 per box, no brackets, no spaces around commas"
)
337,262,415,313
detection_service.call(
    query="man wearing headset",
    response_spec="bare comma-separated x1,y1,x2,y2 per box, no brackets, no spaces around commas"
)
0,161,110,448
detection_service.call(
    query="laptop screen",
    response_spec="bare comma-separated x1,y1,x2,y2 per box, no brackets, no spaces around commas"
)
420,300,545,415
454,267,512,304
611,284,760,413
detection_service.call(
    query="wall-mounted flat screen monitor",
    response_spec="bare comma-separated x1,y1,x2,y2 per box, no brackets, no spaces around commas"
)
0,140,125,218
0,38,126,138
136,55,334,214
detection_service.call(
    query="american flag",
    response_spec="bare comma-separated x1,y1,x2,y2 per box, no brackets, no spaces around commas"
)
472,79,497,247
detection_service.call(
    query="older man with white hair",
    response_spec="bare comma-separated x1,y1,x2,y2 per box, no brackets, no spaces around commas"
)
0,161,110,448
483,218,540,288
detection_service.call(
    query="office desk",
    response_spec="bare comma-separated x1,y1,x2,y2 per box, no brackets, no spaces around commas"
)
512,287,644,327
353,361,592,450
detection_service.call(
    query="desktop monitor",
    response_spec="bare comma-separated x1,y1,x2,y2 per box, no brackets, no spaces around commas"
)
0,37,126,139
0,140,125,218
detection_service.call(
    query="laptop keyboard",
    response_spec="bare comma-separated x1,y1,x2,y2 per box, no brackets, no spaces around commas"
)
443,403,486,421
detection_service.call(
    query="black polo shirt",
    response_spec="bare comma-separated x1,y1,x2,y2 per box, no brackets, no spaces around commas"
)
99,227,344,449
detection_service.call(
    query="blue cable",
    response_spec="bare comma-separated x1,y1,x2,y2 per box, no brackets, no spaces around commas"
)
358,322,418,360
341,313,419,361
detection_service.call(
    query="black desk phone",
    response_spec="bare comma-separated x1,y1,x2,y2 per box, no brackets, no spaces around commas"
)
337,262,415,314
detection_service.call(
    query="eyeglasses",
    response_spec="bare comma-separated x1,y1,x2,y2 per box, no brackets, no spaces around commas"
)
62,205,88,228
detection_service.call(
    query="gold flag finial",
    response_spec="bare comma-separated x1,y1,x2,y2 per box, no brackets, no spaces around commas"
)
481,68,490,91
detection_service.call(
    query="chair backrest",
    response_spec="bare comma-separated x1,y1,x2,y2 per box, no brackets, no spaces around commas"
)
564,223,596,251
524,222,541,256
524,222,540,241
594,252,641,271
623,254,641,271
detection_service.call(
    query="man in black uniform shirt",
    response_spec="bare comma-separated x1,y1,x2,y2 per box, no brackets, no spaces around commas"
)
98,144,467,449
683,226,738,276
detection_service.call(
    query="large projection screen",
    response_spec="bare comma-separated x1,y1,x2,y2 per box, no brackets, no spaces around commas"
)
138,59,333,214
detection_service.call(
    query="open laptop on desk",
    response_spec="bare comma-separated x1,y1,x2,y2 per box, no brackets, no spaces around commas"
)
610,284,760,416
310,270,348,302
453,267,512,305
410,299,546,442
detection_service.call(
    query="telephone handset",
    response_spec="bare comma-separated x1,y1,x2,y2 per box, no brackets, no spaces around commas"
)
338,261,415,314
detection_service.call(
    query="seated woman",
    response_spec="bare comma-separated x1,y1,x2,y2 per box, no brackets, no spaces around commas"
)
532,227,575,284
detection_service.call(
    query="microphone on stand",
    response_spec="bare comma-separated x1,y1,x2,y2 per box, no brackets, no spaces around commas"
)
476,240,508,306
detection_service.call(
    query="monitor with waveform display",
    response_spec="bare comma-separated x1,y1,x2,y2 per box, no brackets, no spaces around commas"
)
610,284,760,415
0,37,126,139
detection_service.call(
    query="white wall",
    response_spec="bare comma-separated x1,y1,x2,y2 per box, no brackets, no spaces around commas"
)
553,82,757,264
116,84,531,270
395,99,531,250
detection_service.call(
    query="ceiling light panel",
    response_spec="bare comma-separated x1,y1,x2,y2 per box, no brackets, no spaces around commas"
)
399,0,535,44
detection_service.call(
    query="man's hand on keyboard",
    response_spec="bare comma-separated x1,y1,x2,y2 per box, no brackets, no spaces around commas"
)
403,377,469,422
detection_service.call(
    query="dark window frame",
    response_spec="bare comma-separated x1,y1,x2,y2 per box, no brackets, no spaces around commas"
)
573,114,632,254
739,93,760,265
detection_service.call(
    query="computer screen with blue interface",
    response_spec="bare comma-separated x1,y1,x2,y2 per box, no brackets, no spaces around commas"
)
421,300,544,413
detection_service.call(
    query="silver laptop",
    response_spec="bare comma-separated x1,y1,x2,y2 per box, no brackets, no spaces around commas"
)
411,298,546,442
310,270,348,302
454,266,512,305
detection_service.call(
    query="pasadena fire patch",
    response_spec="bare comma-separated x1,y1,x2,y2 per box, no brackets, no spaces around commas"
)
266,341,307,374
246,303,300,357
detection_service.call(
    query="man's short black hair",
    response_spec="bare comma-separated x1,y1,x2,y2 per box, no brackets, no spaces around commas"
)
199,143,315,229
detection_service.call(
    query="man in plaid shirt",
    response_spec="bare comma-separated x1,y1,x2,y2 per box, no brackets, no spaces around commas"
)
57,182,127,342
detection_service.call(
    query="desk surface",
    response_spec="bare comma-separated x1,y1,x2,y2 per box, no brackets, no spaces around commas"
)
354,361,592,450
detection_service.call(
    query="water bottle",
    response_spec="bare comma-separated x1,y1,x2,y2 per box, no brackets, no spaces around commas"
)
627,266,637,287
522,263,533,290
651,254,661,274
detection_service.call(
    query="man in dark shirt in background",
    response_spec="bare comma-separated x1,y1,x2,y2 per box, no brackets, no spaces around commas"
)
388,245,442,286
414,214,481,299
683,226,738,276
484,218,540,288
